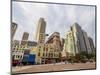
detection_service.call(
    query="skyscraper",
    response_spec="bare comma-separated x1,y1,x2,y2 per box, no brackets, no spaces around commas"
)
64,31,76,56
71,23,87,53
21,32,29,46
11,22,17,39
83,31,92,54
35,18,46,44
22,32,29,41
64,23,93,56
88,37,95,52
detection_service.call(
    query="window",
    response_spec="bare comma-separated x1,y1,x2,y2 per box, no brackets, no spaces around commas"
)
13,48,15,50
13,55,15,58
43,53,45,57
46,48,48,51
46,53,48,57
18,55,20,58
20,56,22,58
17,48,18,50
38,52,40,56
49,53,50,57
39,49,40,51
15,55,17,58
51,53,53,58
43,47,45,51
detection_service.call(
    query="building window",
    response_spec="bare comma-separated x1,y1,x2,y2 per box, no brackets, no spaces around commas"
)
51,53,53,58
43,53,45,57
38,52,40,56
43,47,45,51
48,53,50,57
18,55,20,58
46,48,48,51
46,53,48,57
12,55,14,60
13,48,15,50
39,49,40,51
16,55,17,58
17,48,18,50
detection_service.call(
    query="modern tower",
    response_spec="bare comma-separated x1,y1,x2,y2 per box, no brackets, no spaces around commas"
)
21,32,29,46
35,18,46,44
88,37,95,52
82,31,92,54
64,22,92,56
11,22,17,39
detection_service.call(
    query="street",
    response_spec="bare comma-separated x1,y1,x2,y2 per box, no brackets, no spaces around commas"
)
12,62,96,74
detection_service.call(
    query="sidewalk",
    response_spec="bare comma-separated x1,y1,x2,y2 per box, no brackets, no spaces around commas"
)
12,62,96,74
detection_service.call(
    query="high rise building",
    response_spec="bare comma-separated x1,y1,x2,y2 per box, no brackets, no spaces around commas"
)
11,22,17,39
64,31,76,56
22,32,29,41
71,23,87,53
64,23,93,56
88,37,95,52
82,31,92,54
21,32,29,46
35,18,46,44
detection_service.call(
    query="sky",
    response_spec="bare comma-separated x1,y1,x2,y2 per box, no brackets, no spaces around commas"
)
12,1,96,45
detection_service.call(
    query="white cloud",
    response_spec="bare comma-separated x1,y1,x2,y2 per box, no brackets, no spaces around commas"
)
12,1,95,45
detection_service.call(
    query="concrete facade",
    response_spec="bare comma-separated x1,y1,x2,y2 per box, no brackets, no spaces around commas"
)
64,31,76,56
83,31,92,54
64,23,93,56
12,50,24,61
35,18,46,44
46,32,62,51
36,43,60,64
88,37,95,53
21,32,29,46
11,22,17,39
27,41,37,48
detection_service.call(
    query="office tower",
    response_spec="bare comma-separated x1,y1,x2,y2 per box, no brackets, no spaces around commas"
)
35,18,46,44
71,23,87,53
22,32,29,40
21,32,29,46
82,31,92,54
88,37,95,52
11,22,17,39
64,22,92,56
64,31,76,56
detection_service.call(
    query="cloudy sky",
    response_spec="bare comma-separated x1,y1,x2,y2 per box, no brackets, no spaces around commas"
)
12,1,96,45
